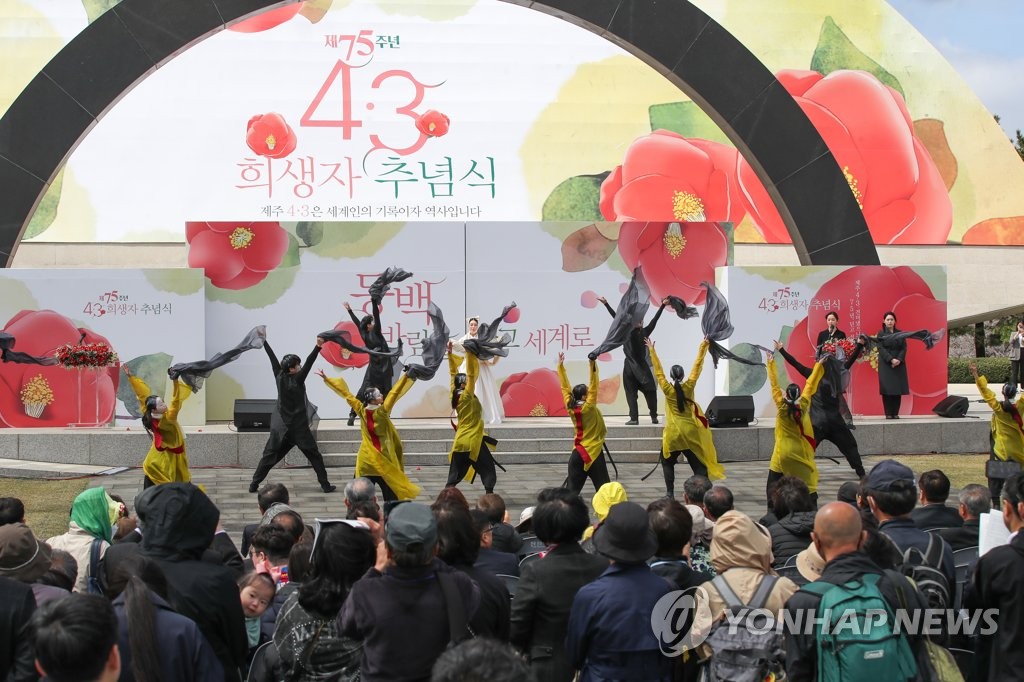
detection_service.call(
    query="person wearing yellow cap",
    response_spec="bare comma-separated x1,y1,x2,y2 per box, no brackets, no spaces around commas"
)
582,482,628,544
557,353,610,496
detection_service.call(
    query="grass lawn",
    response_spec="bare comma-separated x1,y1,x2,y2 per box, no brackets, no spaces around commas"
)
0,477,89,539
868,453,989,490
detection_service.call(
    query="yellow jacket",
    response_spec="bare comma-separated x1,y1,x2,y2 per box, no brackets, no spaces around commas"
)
129,375,191,485
650,341,725,480
977,375,1024,464
558,359,606,471
323,372,420,500
767,357,824,492
449,352,485,462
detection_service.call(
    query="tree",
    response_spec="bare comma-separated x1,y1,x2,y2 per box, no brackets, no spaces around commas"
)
1015,129,1024,162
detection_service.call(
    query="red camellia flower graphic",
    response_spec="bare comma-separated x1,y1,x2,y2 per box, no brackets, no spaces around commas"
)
415,110,450,138
737,70,952,245
0,310,119,428
229,4,304,33
599,130,746,225
783,266,947,416
246,113,298,159
500,368,568,417
186,221,290,290
617,221,728,306
318,321,370,369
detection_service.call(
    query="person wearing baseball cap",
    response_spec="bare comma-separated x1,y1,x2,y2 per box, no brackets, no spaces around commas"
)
566,502,673,681
0,522,71,606
863,460,955,589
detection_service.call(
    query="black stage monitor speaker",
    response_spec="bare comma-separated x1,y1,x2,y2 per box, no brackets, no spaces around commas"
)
932,395,969,418
706,395,754,427
234,399,276,432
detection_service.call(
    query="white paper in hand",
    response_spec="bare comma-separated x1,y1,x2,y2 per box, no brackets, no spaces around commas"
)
978,511,1011,556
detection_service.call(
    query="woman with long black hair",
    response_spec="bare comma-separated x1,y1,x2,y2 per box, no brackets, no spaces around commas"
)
876,311,909,419
970,362,1024,505
557,352,610,495
125,365,192,487
445,341,498,494
765,349,824,509
645,337,725,498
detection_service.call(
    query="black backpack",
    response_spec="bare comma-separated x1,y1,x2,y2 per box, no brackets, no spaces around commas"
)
887,532,951,611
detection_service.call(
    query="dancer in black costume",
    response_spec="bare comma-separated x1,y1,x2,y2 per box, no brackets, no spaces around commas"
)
596,295,667,425
249,331,335,493
343,299,393,427
814,311,855,428
774,336,867,478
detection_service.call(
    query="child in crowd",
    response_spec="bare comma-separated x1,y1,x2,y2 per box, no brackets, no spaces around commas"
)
238,571,276,674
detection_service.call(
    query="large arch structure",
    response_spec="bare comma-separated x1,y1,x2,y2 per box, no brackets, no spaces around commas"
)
0,0,879,267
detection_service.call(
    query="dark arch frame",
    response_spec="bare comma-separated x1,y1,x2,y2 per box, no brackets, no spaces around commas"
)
0,0,878,267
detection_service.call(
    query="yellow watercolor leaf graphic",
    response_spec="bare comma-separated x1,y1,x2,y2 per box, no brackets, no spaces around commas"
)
648,102,731,145
23,168,64,239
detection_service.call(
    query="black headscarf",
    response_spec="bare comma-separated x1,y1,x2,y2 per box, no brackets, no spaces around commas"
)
589,267,651,360
462,302,516,361
168,326,265,392
0,332,58,365
405,303,449,381
700,282,764,368
368,267,413,304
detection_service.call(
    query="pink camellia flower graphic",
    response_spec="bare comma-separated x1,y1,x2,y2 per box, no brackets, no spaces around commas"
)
737,69,952,245
501,368,568,417
318,321,370,369
186,221,290,290
617,221,729,306
503,306,521,324
415,110,450,138
246,113,298,159
783,266,947,416
599,130,746,225
0,310,119,428
229,4,304,33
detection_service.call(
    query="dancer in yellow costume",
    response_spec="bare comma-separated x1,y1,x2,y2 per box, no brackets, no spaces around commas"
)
557,353,610,495
125,366,192,487
645,338,725,498
970,362,1024,506
317,368,420,501
765,351,824,509
445,341,498,493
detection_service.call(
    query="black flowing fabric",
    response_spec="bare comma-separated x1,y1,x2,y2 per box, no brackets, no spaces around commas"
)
867,328,945,351
664,295,699,320
0,332,58,365
368,267,413,304
462,302,516,361
318,330,403,359
168,326,265,392
816,354,848,398
700,282,764,368
589,268,651,360
405,303,449,381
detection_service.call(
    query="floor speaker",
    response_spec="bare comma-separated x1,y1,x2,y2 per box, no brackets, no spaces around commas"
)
932,395,969,418
234,399,276,432
706,395,754,427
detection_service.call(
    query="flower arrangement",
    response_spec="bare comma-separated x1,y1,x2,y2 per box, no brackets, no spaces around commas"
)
55,342,119,369
820,337,857,358
20,374,54,418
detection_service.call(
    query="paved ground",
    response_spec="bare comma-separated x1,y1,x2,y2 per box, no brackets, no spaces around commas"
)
86,455,934,548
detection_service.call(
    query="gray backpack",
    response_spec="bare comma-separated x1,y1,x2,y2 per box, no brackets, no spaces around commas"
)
701,574,787,682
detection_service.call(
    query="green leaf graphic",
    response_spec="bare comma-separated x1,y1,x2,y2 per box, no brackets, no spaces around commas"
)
143,270,204,296
205,372,246,421
542,173,608,222
811,17,904,98
117,353,173,418
278,233,301,268
648,102,731,144
205,267,300,310
24,168,64,240
728,343,768,395
308,222,405,260
296,222,324,247
81,0,121,23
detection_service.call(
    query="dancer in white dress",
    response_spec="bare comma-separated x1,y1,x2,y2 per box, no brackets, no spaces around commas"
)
456,316,505,424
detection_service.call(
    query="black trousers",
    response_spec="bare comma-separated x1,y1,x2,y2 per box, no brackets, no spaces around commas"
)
838,393,854,424
367,475,397,502
251,426,331,488
812,414,866,477
661,449,707,497
623,368,658,422
881,394,902,417
567,449,611,496
1012,359,1024,389
446,442,497,493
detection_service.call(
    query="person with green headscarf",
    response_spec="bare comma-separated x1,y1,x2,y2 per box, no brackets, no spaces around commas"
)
47,487,119,592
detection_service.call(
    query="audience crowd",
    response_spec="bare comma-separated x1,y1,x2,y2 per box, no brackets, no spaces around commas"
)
0,461,1021,682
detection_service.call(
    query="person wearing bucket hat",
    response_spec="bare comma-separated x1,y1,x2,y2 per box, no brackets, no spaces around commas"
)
47,487,119,593
514,506,546,561
0,522,70,608
566,502,673,681
581,482,627,546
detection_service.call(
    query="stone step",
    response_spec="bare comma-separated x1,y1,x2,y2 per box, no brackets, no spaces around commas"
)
313,424,666,441
317,436,665,454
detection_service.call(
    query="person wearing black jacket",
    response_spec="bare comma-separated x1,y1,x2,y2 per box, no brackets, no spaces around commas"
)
768,476,817,566
0,576,34,682
249,333,335,493
343,300,393,427
814,312,855,427
775,336,867,477
598,295,666,425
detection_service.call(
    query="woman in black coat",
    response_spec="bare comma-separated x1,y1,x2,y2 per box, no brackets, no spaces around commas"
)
876,311,909,419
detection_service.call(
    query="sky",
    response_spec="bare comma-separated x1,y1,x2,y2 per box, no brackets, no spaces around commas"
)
887,0,1024,137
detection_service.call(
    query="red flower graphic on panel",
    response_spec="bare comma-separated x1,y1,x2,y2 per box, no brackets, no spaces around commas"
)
782,266,946,415
617,221,729,306
500,368,568,417
0,310,119,428
415,110,450,138
186,222,290,290
229,4,304,33
737,70,952,245
246,113,298,159
319,321,370,369
599,130,746,226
